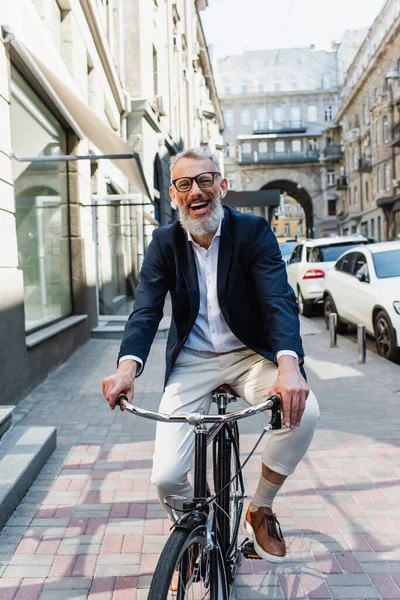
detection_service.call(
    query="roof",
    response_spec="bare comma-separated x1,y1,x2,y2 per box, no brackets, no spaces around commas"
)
365,241,400,254
302,235,368,247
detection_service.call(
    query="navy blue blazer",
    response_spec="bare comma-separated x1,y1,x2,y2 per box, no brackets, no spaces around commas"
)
119,206,304,386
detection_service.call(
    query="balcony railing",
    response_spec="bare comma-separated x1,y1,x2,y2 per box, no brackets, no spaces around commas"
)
336,176,348,190
322,144,343,160
239,150,320,165
358,158,372,173
253,120,307,134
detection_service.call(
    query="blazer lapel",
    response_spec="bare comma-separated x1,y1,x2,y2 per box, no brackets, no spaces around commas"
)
217,207,234,307
177,227,200,320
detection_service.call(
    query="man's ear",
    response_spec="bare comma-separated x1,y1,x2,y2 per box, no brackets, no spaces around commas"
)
169,186,177,209
220,177,228,199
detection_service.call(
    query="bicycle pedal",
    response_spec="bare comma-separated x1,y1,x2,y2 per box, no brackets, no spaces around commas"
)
239,538,262,560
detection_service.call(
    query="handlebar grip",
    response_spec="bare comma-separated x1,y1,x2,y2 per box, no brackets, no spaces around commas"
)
116,395,129,407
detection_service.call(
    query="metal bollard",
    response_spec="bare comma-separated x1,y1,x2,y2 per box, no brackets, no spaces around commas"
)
357,324,366,363
329,313,337,348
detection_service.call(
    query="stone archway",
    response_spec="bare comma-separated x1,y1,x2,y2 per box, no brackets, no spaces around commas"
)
261,179,314,238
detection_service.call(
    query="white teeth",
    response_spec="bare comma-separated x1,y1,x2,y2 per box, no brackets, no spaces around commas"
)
191,202,208,208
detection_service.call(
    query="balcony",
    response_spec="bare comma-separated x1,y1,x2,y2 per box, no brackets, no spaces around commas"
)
336,176,348,190
253,120,307,134
322,144,343,161
358,158,372,172
391,123,400,147
239,150,320,165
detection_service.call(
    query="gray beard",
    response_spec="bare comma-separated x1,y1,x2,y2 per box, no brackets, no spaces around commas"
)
178,195,224,237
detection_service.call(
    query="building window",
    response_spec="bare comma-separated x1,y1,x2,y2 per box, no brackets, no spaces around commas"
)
308,138,317,151
241,142,252,155
296,202,303,213
322,73,331,89
375,119,380,145
275,140,285,153
324,106,333,122
307,75,315,90
256,107,267,128
224,84,232,94
307,105,317,122
224,110,234,126
284,223,290,236
384,163,391,191
353,148,359,171
365,181,369,203
291,78,297,90
10,68,72,332
296,221,303,235
258,141,268,154
292,140,301,153
371,218,375,239
363,103,370,125
258,81,265,92
240,110,250,126
354,186,358,206
327,170,335,186
328,200,336,216
273,107,283,123
274,80,281,92
383,116,389,143
227,175,236,189
241,81,248,94
290,106,301,127
153,45,158,98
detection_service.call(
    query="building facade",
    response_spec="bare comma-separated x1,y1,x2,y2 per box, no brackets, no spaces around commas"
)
334,0,400,241
217,47,342,237
0,0,222,404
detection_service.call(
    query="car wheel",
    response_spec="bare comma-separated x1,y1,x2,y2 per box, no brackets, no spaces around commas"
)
297,287,313,318
374,310,400,362
323,294,348,334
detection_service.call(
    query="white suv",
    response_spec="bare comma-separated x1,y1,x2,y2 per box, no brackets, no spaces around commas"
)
285,235,368,317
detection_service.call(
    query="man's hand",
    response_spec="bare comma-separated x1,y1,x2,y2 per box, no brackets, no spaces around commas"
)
269,356,309,429
102,360,139,411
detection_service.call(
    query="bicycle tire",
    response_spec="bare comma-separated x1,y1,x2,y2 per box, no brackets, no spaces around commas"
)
148,522,230,600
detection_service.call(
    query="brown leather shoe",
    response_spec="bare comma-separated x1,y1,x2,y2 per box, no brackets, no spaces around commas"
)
245,504,286,562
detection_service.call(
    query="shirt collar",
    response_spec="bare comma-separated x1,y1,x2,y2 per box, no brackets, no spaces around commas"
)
187,219,222,244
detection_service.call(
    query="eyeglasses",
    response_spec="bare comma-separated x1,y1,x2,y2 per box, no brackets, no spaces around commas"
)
171,171,221,193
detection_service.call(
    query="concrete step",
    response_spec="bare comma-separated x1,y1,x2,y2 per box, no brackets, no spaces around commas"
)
91,316,171,340
0,425,57,530
0,406,15,440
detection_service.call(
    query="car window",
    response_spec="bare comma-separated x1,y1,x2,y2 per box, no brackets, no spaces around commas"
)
372,249,400,278
306,246,323,262
289,245,303,264
308,242,367,263
336,252,357,274
352,252,369,277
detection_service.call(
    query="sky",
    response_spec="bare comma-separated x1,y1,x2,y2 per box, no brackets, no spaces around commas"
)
201,0,387,59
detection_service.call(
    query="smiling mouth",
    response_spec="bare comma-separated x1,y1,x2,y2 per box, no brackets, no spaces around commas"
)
189,200,210,212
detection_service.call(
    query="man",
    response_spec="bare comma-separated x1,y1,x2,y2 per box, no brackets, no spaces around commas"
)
103,148,319,563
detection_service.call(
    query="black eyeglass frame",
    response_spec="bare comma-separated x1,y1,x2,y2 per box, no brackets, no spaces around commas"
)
171,171,222,192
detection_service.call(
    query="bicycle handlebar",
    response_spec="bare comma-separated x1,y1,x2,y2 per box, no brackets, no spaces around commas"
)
116,394,281,427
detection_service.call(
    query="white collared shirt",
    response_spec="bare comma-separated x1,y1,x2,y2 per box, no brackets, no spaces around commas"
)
119,221,298,372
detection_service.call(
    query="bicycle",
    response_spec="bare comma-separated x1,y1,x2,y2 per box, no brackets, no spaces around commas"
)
117,390,282,599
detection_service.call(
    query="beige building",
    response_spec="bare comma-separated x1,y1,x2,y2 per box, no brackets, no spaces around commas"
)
217,47,342,237
333,0,400,241
0,0,222,403
272,195,306,241
217,38,375,238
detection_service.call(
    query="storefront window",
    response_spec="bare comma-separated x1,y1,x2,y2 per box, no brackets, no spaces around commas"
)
10,69,72,332
96,188,135,315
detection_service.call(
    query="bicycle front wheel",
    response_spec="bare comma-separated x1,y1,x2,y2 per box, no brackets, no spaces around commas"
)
148,522,229,600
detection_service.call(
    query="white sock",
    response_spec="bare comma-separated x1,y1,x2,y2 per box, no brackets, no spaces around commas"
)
251,476,282,511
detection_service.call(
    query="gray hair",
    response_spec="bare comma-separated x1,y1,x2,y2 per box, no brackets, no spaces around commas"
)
170,147,221,176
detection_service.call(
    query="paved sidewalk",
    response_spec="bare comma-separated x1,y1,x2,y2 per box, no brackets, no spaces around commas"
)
1,321,400,599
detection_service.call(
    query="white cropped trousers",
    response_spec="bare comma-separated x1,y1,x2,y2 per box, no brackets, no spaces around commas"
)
151,348,320,517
